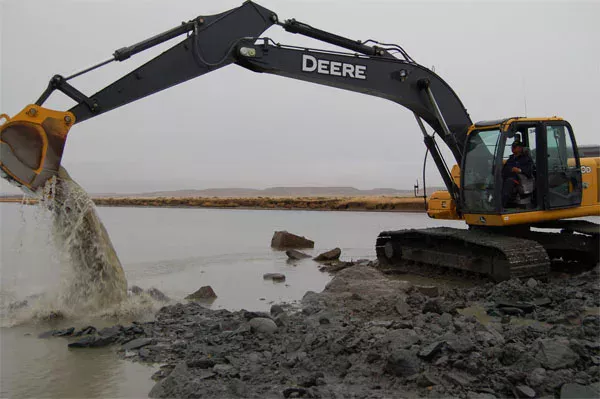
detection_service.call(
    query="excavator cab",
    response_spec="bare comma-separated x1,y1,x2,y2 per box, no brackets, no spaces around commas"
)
460,117,583,225
0,105,74,193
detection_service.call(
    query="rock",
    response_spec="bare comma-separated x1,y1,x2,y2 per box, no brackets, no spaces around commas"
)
213,364,238,378
533,338,580,370
417,372,441,387
313,248,341,261
270,304,284,316
298,372,325,388
527,368,547,387
514,385,536,398
384,349,420,377
186,359,215,369
447,336,474,353
526,278,538,289
185,286,217,300
98,325,123,338
249,317,278,334
149,362,199,398
395,298,410,316
415,285,439,297
286,249,311,260
418,341,445,361
271,231,314,249
129,285,144,295
74,326,97,336
122,338,153,351
466,392,497,399
532,297,552,306
444,371,474,387
438,313,453,327
496,300,535,313
263,273,286,282
68,335,117,348
283,388,309,398
423,299,443,314
500,307,525,316
53,327,75,337
228,379,248,397
383,329,421,349
146,287,170,302
560,382,600,399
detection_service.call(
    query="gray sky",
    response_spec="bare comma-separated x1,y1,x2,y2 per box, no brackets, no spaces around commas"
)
1,0,598,194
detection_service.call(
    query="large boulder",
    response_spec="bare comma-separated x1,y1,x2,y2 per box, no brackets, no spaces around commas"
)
249,318,278,334
533,338,579,370
271,231,314,250
186,286,217,300
314,248,341,261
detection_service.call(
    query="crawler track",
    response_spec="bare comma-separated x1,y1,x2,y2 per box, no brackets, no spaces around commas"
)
376,227,550,281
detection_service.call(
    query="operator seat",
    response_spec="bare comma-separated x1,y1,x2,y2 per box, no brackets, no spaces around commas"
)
512,147,536,208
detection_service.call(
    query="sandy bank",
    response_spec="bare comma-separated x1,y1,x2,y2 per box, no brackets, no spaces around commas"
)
0,196,427,212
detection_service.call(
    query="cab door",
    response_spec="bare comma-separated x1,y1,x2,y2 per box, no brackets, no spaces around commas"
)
540,122,582,209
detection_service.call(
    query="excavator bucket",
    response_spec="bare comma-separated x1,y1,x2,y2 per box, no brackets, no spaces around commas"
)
0,105,75,193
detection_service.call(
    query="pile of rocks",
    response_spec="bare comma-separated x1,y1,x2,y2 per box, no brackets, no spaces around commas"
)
40,264,600,398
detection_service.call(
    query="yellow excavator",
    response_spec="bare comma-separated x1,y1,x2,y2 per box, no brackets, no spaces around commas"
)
1,1,598,280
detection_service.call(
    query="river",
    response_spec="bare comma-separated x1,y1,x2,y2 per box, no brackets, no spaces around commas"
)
0,203,459,398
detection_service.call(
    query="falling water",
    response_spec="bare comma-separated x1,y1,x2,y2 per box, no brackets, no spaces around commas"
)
37,167,128,311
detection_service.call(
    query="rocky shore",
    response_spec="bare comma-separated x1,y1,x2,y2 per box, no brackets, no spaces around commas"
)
40,262,600,398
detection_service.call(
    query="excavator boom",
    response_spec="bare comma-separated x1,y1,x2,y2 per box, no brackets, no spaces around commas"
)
1,1,470,195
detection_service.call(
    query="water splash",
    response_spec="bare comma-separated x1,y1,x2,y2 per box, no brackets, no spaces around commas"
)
36,167,128,311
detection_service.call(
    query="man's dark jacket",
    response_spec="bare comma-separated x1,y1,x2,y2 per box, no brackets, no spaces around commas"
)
502,153,534,180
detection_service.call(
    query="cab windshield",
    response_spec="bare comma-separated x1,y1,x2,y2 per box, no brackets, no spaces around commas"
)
462,129,501,212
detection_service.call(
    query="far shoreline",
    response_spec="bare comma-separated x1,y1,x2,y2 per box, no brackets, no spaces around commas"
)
0,195,427,213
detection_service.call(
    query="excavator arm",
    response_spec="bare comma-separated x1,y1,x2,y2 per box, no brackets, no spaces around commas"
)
1,0,471,198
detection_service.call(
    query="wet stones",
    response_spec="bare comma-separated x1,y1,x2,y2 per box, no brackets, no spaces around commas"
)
271,231,314,249
122,337,154,350
68,335,117,348
263,273,286,282
314,248,341,261
185,285,217,300
147,287,170,302
286,249,311,260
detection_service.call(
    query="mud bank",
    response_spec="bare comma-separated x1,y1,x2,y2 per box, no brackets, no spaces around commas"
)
37,262,597,398
0,196,426,212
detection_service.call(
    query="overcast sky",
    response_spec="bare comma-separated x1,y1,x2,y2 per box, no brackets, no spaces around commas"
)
1,0,598,194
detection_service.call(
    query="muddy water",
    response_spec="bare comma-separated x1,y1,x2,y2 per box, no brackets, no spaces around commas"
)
1,203,461,398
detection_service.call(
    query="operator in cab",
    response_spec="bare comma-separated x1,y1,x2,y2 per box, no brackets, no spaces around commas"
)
502,141,534,208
